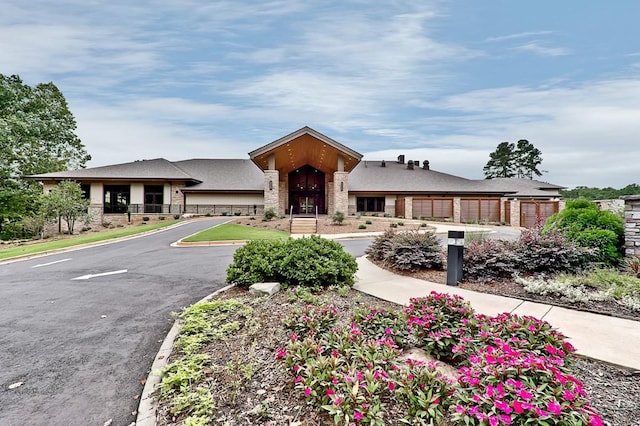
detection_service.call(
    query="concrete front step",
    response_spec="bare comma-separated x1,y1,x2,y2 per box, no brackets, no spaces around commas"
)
290,218,317,234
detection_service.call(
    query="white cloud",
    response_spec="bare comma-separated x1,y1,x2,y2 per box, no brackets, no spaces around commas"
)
512,42,571,57
484,31,555,42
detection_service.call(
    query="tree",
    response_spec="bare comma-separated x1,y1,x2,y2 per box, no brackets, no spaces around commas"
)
514,139,543,178
0,74,90,227
42,181,90,234
483,140,544,179
483,142,516,178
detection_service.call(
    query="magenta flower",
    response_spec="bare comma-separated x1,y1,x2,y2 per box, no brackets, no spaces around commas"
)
388,381,396,391
589,414,604,426
353,411,364,420
275,348,287,359
516,389,533,400
494,400,512,414
488,415,499,426
547,401,562,415
512,400,524,414
500,414,512,424
304,387,312,397
326,388,335,397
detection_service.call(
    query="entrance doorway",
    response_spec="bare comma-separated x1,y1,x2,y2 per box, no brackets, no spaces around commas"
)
288,165,325,215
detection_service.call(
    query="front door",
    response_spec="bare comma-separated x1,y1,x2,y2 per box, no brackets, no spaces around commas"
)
289,165,325,215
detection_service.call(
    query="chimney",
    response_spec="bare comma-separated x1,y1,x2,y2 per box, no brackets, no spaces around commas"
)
407,160,414,170
422,160,430,170
381,160,386,167
397,155,405,164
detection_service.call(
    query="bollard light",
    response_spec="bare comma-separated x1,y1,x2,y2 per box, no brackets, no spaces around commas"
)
446,230,464,286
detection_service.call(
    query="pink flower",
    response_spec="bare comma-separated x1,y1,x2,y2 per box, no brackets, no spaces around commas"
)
500,414,512,424
304,387,312,397
385,327,392,335
535,407,549,418
589,414,604,426
388,381,396,391
334,396,342,406
455,405,466,414
562,390,575,401
544,344,558,355
488,415,499,426
547,401,562,415
494,400,512,414
275,348,287,359
326,388,335,397
516,389,533,400
512,400,524,414
432,398,440,406
353,411,364,420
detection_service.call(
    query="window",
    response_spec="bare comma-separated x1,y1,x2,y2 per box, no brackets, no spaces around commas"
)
80,184,91,200
356,197,385,212
144,185,164,213
103,185,130,214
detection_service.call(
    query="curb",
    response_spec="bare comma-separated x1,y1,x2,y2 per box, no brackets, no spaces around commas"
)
135,284,236,426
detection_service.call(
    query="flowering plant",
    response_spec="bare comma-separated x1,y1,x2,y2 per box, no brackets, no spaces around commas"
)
406,292,475,361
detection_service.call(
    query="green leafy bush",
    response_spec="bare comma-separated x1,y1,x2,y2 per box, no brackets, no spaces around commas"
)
358,224,367,229
331,210,345,225
226,236,357,288
545,200,624,266
226,240,284,286
263,208,277,221
366,229,445,271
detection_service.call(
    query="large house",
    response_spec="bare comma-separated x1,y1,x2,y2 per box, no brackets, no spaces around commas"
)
28,127,563,227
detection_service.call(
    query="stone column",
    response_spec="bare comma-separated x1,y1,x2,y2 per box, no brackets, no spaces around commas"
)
510,200,521,227
264,170,280,215
453,197,461,223
404,197,413,219
624,196,640,257
332,172,349,215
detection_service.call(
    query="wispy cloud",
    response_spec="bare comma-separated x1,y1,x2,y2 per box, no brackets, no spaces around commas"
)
511,42,571,57
484,30,555,42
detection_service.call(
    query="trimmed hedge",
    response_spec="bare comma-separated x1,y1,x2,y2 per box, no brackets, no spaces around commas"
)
226,235,357,288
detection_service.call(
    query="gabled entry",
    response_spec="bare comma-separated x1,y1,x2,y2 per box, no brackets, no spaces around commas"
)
289,165,325,214
248,126,363,215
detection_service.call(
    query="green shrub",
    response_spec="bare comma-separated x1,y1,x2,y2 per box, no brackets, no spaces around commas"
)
277,236,358,288
263,208,276,221
463,225,590,282
545,199,624,266
331,210,345,225
365,219,372,225
226,236,357,288
158,216,166,220
174,214,181,220
358,224,367,229
366,229,445,271
142,216,150,222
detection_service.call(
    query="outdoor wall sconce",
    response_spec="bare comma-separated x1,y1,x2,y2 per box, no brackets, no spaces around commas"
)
269,180,273,190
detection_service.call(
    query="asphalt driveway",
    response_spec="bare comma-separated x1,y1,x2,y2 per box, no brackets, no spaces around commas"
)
0,218,236,426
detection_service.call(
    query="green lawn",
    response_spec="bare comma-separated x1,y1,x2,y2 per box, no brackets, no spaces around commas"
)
183,223,289,242
0,220,179,261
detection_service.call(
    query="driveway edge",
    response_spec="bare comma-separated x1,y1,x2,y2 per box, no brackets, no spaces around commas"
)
135,284,236,426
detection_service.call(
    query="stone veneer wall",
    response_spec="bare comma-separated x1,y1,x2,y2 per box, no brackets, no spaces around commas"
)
332,172,349,215
263,170,280,214
624,195,640,257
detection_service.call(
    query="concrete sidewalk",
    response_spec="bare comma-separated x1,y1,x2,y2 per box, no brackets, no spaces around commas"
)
354,256,640,371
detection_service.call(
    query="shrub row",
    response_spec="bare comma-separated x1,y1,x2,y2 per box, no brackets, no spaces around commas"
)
463,225,592,282
226,235,358,288
366,229,445,271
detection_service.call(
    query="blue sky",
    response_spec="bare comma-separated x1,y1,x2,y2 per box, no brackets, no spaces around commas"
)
3,1,640,188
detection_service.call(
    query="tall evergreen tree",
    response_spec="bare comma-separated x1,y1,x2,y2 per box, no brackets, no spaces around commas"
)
483,140,544,179
515,139,543,179
483,141,516,178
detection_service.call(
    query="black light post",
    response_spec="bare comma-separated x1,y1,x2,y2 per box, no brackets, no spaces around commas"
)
446,230,464,286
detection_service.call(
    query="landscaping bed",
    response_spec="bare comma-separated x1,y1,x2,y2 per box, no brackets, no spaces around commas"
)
155,286,639,426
